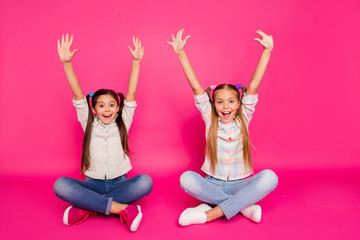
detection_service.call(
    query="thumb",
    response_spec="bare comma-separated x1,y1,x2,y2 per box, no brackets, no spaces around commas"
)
128,46,134,55
70,49,78,57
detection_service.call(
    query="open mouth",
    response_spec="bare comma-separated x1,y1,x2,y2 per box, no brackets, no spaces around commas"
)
102,114,113,119
222,111,231,118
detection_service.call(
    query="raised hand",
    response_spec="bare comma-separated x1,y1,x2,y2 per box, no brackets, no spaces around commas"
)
57,33,77,62
254,30,273,51
128,37,144,61
168,29,191,54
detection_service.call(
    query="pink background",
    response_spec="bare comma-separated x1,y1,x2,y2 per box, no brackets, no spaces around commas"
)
0,0,359,239
1,0,359,176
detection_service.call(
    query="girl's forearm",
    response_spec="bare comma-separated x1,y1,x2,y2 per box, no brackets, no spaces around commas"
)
63,61,84,100
247,49,271,95
126,59,140,102
178,51,204,95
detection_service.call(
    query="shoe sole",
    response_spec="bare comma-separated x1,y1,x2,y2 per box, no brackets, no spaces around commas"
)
130,205,143,232
63,206,73,225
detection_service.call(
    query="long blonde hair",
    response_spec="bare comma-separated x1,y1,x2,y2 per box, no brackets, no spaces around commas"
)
205,84,253,173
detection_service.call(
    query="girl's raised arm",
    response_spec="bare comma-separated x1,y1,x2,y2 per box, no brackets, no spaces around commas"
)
247,30,274,95
168,29,204,95
126,37,144,102
57,34,84,100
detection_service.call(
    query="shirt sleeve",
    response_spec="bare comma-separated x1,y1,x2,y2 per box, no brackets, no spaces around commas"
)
122,100,137,133
241,93,258,124
194,93,212,125
72,97,89,131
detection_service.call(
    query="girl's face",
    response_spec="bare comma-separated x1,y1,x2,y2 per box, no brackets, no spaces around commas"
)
213,89,240,124
92,94,120,124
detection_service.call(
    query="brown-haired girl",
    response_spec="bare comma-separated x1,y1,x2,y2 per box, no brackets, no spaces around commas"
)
168,29,278,226
53,34,152,232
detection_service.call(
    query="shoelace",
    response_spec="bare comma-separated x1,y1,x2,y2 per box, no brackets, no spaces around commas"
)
119,209,129,224
76,211,97,225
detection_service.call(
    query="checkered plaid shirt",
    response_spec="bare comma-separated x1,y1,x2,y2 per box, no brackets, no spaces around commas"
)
194,93,258,181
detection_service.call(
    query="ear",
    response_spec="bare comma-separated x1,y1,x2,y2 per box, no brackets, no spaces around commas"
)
116,104,120,113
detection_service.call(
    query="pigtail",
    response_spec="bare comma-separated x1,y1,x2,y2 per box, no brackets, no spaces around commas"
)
81,94,94,173
235,85,253,171
205,86,220,173
115,92,132,158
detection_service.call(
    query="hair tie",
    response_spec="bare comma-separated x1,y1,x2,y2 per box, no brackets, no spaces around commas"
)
89,93,94,97
210,85,217,90
234,84,242,89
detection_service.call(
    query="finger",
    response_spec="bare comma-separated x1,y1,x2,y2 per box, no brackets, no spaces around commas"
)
57,39,60,49
172,34,175,41
136,37,139,46
69,35,74,46
139,40,142,49
256,30,265,38
131,36,134,47
179,29,184,39
65,33,69,43
61,34,65,46
128,46,134,55
184,35,191,44
254,38,263,46
142,46,144,53
70,49,78,57
167,41,173,45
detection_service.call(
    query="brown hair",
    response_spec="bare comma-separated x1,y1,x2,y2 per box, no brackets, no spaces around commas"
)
81,89,131,173
204,84,253,173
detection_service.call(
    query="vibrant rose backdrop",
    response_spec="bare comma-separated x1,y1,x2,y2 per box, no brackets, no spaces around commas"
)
1,0,359,177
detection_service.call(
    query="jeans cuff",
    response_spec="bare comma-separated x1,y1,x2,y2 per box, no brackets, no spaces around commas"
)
219,203,231,220
105,197,113,215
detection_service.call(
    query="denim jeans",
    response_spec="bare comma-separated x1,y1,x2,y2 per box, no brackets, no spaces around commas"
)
53,174,153,215
180,169,278,219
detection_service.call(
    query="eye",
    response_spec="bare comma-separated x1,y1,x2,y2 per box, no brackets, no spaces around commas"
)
217,101,222,104
110,104,115,107
98,104,104,108
230,100,234,104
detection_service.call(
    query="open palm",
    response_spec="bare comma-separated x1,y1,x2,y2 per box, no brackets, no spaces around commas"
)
254,30,273,50
168,29,190,54
57,33,77,62
128,37,144,61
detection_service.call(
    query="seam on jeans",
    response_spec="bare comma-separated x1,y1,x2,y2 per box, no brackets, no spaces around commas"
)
189,173,229,204
221,173,263,219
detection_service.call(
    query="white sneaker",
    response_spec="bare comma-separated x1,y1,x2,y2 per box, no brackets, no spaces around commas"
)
240,205,262,223
179,204,212,226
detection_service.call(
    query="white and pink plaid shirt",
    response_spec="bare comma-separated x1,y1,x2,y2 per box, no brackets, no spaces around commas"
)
194,93,258,181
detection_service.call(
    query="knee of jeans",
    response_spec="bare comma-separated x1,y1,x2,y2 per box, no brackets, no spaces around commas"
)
138,174,153,195
53,177,71,197
179,171,196,191
260,169,278,191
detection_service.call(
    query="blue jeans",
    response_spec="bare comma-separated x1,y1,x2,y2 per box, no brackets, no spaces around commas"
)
180,169,278,219
53,174,153,215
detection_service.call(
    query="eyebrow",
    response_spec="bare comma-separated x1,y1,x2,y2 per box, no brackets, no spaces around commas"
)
215,97,236,100
97,101,117,104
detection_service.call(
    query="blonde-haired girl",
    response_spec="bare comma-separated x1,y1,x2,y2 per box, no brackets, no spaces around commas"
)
168,29,278,226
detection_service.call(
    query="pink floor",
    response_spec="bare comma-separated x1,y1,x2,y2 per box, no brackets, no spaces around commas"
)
1,168,359,240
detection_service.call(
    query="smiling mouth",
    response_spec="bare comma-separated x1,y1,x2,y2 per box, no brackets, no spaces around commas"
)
102,114,113,119
222,111,231,117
